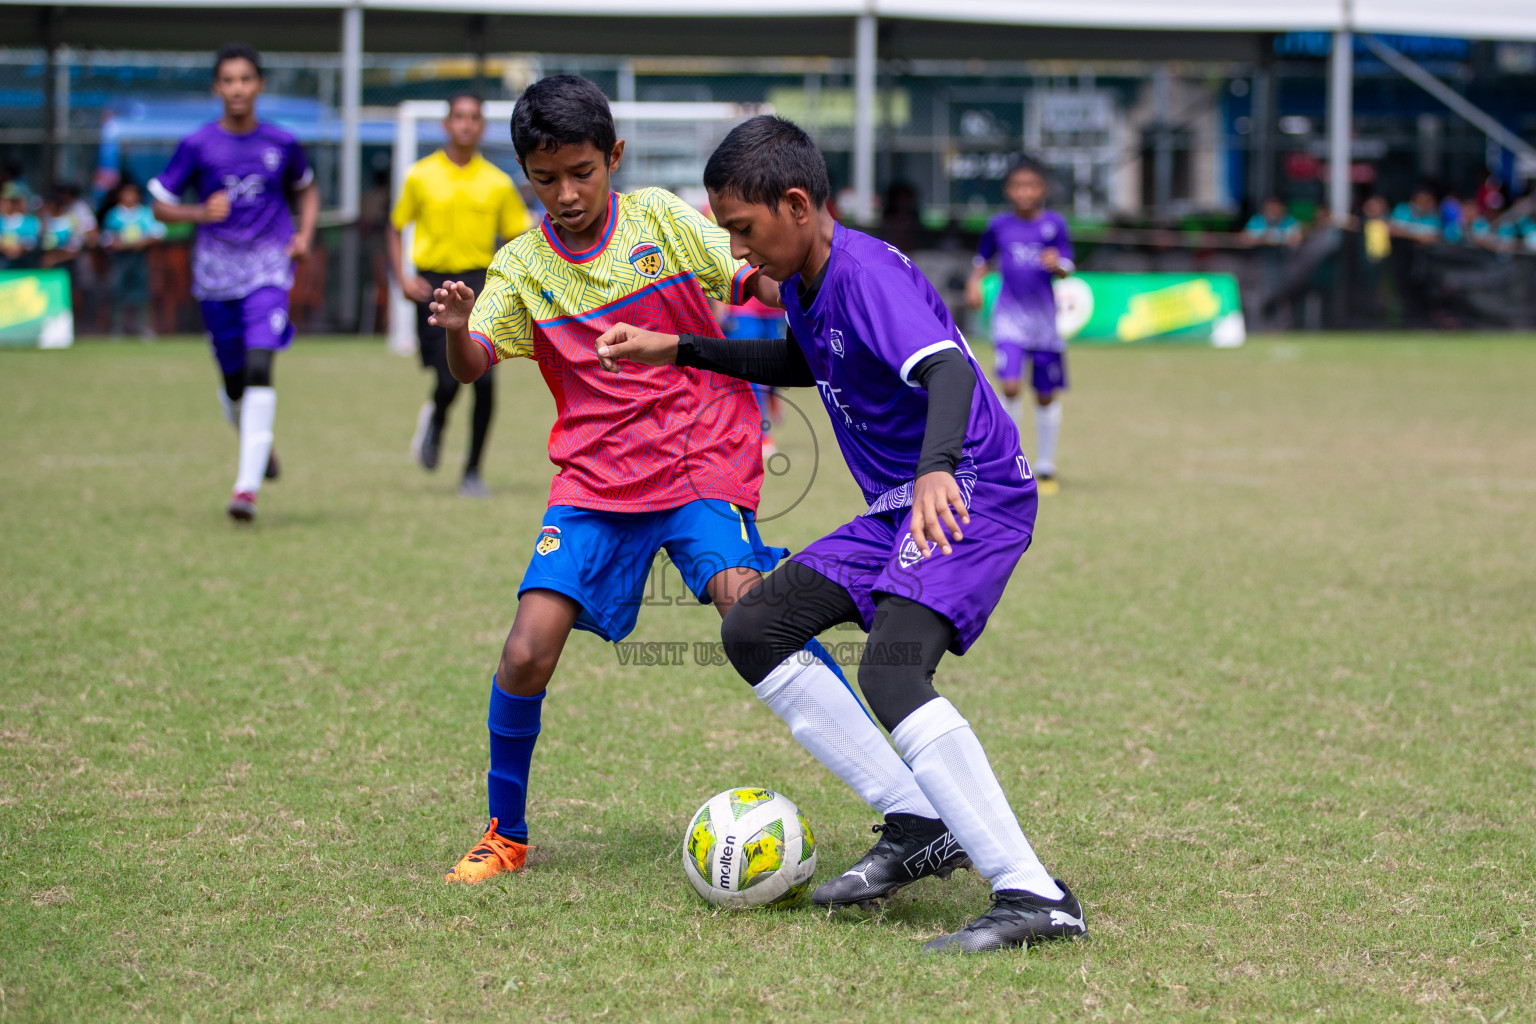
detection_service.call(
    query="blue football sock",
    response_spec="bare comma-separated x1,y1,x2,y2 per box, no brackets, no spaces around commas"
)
486,677,543,843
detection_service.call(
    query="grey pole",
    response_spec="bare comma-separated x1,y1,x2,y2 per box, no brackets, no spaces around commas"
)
853,11,877,225
41,7,61,192
339,1,363,331
1152,63,1174,222
1328,29,1353,219
1250,62,1273,206
340,2,362,221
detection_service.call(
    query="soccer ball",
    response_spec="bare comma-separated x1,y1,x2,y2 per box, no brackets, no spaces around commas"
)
682,788,817,909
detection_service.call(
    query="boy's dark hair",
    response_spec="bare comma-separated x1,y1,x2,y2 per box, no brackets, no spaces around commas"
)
704,115,830,211
1005,156,1048,183
446,91,483,114
510,75,615,163
214,42,264,80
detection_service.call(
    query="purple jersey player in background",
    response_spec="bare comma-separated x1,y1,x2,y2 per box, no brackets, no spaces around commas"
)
596,116,1087,955
150,42,319,523
966,158,1074,495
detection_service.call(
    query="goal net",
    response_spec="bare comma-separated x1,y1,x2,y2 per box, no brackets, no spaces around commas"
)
388,99,767,354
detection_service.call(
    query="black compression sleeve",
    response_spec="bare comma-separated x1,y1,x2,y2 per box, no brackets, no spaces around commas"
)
675,332,816,387
909,347,974,477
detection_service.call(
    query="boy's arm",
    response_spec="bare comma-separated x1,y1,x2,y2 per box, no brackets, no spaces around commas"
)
841,265,974,555
964,259,992,310
908,348,974,559
149,138,227,226
594,324,814,387
387,174,432,302
287,182,319,261
1046,218,1075,277
745,269,784,309
152,192,228,225
966,220,1001,309
430,281,492,383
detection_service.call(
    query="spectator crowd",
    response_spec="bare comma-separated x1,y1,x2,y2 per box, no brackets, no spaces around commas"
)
1,173,168,338
1242,179,1536,330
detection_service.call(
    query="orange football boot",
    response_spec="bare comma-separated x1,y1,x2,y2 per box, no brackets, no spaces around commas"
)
444,818,532,884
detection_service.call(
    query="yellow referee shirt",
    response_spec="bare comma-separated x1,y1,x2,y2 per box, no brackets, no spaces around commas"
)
390,151,531,273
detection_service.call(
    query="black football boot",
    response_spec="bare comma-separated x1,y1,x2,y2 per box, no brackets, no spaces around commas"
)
812,813,972,911
922,881,1087,953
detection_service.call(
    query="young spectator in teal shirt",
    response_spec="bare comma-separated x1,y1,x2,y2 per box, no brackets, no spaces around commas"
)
1243,196,1302,246
0,182,41,269
1390,187,1441,243
102,182,167,338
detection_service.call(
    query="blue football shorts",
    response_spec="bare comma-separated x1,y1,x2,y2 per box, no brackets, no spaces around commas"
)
518,498,789,642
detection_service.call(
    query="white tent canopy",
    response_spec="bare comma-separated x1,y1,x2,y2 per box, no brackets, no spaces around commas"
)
7,0,1535,223
9,0,1536,38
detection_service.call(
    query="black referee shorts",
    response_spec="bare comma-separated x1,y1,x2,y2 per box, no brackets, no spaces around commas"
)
415,268,489,369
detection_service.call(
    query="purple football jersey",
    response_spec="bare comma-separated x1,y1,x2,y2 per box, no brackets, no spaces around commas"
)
977,210,1073,352
149,122,312,301
782,223,1036,522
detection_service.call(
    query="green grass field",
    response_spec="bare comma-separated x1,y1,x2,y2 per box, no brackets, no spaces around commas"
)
2,335,1533,1023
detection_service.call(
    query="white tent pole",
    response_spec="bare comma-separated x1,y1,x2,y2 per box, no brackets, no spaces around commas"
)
340,2,362,220
386,101,422,355
1327,27,1353,219
852,10,877,226
339,1,363,331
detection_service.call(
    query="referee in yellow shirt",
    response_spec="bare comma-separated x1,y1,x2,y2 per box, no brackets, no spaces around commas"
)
389,93,530,497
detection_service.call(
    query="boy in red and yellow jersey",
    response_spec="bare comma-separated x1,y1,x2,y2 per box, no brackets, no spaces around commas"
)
430,77,945,885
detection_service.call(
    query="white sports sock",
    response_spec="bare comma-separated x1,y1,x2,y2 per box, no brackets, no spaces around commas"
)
1034,399,1063,476
234,386,276,495
218,390,241,431
891,697,1063,899
754,654,938,819
1001,391,1026,439
410,400,433,458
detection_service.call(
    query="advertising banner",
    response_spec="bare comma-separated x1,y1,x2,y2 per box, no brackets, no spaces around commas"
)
981,271,1245,346
0,269,74,348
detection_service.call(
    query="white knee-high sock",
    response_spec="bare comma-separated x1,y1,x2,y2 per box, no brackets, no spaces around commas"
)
1001,391,1026,439
1034,399,1063,476
234,386,276,495
891,697,1063,898
754,654,938,819
218,389,241,431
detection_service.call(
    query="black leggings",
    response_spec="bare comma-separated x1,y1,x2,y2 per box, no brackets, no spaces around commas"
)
418,269,494,473
222,347,274,402
720,561,955,732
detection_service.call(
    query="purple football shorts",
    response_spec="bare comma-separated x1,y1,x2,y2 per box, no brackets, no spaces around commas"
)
201,285,294,375
994,342,1068,394
791,501,1034,655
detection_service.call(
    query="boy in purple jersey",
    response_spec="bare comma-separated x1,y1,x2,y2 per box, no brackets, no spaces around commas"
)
966,159,1074,495
150,43,318,523
597,116,1086,954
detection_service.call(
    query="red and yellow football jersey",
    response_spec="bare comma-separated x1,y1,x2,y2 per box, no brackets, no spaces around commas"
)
468,188,761,513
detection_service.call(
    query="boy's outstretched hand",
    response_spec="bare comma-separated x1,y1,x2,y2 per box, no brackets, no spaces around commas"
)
909,471,970,558
595,323,679,372
428,280,476,331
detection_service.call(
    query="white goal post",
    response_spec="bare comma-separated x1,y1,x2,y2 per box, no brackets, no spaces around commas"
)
387,99,768,354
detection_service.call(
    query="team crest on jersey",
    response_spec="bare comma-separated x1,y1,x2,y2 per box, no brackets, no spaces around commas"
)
897,533,923,569
628,241,663,279
829,329,844,356
262,148,282,172
536,525,562,556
